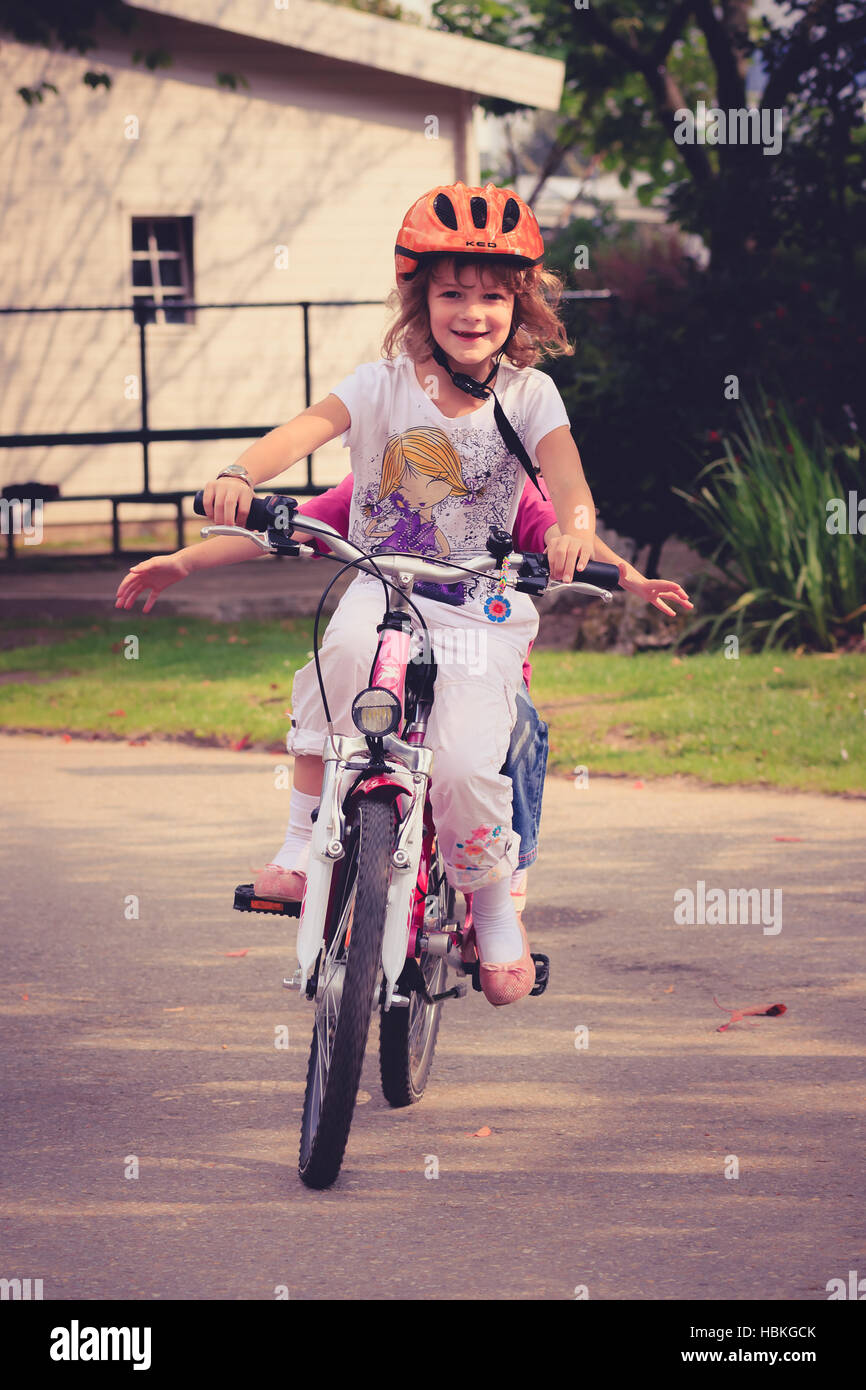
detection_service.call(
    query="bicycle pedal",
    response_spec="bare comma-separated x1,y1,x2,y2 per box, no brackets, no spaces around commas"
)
530,953,550,997
233,883,300,917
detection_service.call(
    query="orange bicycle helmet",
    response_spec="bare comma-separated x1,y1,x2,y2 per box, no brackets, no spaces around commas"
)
395,181,544,281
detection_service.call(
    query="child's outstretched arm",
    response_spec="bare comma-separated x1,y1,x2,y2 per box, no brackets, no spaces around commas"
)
115,474,354,614
116,467,358,614
541,522,693,618
114,533,267,613
534,427,596,581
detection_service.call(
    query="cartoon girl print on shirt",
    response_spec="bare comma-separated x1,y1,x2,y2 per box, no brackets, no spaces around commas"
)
362,427,475,559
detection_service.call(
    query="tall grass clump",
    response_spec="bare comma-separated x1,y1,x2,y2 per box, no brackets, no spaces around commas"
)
675,391,866,650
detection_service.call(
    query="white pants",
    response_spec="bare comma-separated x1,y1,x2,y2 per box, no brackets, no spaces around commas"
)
286,573,539,892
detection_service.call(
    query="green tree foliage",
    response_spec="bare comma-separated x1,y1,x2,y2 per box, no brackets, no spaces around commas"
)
433,1,866,576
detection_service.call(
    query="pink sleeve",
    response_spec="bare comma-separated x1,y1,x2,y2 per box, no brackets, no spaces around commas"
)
512,476,556,554
512,482,554,691
294,473,353,552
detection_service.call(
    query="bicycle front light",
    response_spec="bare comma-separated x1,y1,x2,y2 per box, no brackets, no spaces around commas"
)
351,687,401,737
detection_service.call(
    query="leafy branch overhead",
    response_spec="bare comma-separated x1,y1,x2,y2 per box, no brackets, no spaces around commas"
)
1,0,249,100
431,0,866,271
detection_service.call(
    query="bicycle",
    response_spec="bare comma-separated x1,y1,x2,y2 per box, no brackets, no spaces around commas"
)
193,490,619,1188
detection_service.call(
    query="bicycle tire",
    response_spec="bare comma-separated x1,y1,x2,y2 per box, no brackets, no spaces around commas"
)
379,841,454,1107
298,794,396,1189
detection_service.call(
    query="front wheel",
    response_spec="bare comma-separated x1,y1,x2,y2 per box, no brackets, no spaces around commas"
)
298,795,397,1189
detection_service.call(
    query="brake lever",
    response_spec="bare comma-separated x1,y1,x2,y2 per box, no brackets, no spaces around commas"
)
200,524,318,558
546,578,614,603
512,552,615,602
200,525,272,551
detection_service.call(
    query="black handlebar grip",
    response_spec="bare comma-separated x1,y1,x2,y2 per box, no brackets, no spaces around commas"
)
192,489,275,532
571,559,621,589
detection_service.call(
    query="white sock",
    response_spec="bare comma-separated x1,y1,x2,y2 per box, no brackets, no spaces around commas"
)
471,875,524,963
270,787,319,872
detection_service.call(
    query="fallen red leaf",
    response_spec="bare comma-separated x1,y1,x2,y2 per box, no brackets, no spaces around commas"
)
163,1006,184,1012
20,993,29,1001
225,949,249,958
62,734,72,742
470,1126,492,1137
107,709,125,717
632,780,644,789
713,996,787,1032
231,735,251,751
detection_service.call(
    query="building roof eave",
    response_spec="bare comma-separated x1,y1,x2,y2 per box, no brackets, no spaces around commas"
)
125,0,565,110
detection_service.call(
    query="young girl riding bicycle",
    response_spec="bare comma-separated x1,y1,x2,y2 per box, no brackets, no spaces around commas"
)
116,181,692,1008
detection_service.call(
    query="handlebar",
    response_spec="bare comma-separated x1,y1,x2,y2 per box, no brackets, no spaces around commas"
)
192,490,620,598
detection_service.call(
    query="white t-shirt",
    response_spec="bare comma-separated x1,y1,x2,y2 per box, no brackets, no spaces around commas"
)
331,352,569,564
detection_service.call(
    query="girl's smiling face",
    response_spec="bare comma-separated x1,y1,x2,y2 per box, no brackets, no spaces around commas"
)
426,261,515,376
398,465,452,512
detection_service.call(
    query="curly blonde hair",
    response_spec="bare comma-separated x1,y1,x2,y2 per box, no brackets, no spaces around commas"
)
382,253,574,367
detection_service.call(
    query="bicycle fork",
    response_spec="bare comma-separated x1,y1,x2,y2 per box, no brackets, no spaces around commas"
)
294,733,434,1011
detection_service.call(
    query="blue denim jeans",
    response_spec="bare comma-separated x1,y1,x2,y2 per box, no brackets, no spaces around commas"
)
500,681,548,869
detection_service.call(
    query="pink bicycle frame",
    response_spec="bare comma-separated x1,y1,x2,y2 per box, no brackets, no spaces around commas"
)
348,621,437,957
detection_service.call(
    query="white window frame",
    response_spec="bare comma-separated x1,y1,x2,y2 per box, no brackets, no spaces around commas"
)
130,216,195,325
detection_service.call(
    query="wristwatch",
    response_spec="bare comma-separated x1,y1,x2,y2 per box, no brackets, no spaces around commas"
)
216,463,254,487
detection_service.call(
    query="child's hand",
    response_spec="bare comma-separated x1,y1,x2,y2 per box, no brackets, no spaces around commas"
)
202,477,254,526
546,529,594,582
617,564,694,617
114,554,192,614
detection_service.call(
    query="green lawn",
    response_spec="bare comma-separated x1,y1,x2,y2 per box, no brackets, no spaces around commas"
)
1,615,864,794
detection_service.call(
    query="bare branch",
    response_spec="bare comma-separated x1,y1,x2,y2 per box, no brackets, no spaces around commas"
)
691,0,748,109
649,0,697,67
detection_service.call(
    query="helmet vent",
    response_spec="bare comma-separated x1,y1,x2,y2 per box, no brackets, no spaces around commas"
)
470,196,488,229
502,197,521,233
433,193,458,230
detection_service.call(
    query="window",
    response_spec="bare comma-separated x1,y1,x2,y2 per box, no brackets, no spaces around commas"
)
130,217,195,324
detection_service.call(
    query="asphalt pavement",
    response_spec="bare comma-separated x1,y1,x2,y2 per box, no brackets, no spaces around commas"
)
1,733,863,1300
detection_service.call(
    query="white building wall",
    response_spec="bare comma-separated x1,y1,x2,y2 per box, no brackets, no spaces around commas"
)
0,11,475,524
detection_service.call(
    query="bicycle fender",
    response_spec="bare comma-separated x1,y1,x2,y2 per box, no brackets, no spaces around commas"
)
380,781,429,1009
295,837,334,990
295,757,346,988
353,773,409,799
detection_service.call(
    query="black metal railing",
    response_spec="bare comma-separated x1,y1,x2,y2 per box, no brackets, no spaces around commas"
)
0,292,610,559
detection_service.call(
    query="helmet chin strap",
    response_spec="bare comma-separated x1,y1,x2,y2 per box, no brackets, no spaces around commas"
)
431,327,544,496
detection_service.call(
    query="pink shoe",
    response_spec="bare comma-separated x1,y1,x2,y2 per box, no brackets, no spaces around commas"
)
253,863,306,901
253,843,309,901
477,914,536,1007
